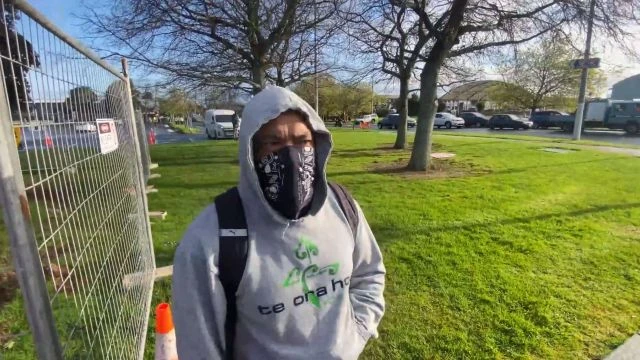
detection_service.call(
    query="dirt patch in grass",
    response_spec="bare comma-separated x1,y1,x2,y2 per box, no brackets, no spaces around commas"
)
371,157,487,179
0,244,76,310
0,271,18,309
368,143,487,179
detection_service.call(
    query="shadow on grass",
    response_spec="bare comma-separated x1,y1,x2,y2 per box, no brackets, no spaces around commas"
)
157,157,238,167
329,170,373,177
373,202,640,239
477,157,623,177
155,181,238,191
155,251,175,268
333,156,626,183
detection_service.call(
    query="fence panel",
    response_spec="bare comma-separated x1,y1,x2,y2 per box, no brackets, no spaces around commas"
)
0,1,155,358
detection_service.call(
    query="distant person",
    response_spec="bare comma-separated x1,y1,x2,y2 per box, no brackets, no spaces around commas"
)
172,86,385,360
231,113,240,140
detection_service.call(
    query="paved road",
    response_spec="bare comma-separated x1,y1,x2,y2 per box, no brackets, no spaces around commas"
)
444,127,640,146
20,127,99,150
379,127,640,146
153,124,207,144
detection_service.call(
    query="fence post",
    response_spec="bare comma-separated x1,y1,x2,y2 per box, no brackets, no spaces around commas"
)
0,73,63,358
121,58,156,360
135,109,151,183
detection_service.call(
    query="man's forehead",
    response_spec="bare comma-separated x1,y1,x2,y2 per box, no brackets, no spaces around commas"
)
258,112,312,135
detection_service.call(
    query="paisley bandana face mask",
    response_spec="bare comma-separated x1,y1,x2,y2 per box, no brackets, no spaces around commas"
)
256,146,316,219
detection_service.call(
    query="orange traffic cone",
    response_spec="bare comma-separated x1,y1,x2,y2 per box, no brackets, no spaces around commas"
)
155,303,178,360
45,135,53,149
148,128,156,145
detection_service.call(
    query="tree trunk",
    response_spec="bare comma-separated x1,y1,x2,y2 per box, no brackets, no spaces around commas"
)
408,59,443,171
252,63,266,94
393,74,410,149
275,65,285,87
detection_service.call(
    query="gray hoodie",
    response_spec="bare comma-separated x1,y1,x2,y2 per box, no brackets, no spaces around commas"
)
172,86,385,360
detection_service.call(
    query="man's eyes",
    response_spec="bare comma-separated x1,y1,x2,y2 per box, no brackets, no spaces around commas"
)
264,139,312,147
296,138,313,146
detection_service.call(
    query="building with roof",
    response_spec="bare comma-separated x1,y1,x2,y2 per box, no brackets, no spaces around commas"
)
611,74,640,101
440,80,505,113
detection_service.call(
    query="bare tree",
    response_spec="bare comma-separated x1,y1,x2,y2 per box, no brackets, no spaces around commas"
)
402,0,568,170
403,0,640,171
81,0,346,94
342,1,430,149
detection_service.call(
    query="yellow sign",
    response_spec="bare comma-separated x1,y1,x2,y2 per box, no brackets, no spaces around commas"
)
13,125,21,148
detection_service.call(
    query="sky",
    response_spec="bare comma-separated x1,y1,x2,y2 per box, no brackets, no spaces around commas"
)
26,0,640,98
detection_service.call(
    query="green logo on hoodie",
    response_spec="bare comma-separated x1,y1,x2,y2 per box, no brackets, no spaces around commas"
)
283,237,340,308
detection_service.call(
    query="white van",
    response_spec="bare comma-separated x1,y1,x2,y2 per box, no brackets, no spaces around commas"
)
204,109,240,139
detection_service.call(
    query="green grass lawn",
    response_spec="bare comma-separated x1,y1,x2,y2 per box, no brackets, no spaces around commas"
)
2,129,639,359
143,129,640,359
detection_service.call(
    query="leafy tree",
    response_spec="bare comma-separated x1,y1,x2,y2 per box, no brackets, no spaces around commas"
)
293,75,376,120
65,87,99,121
489,36,606,113
0,4,39,118
204,87,246,113
158,88,199,117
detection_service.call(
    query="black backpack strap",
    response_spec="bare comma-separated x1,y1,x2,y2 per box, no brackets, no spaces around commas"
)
214,187,248,360
328,182,360,239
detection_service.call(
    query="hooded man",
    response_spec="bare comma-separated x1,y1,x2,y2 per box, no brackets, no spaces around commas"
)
172,86,385,360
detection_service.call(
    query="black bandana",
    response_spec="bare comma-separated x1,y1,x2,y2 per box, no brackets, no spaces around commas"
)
256,146,316,219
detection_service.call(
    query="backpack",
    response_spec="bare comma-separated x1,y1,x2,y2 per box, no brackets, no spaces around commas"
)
213,182,359,359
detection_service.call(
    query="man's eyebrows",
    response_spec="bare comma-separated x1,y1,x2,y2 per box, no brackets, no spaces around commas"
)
293,133,313,139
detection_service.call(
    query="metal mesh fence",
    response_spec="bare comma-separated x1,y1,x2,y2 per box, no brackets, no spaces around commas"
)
0,1,155,359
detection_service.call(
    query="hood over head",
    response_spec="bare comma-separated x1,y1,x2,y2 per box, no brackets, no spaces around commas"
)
239,86,332,223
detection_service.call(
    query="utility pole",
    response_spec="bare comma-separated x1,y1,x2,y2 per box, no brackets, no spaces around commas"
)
371,75,374,114
573,0,597,141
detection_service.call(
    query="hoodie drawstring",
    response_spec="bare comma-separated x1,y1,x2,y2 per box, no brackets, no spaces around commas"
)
281,221,291,241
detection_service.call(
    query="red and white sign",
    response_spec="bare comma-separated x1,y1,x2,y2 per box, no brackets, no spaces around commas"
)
96,119,118,154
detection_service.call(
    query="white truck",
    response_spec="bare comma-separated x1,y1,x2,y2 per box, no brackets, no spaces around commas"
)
553,100,640,134
204,109,240,139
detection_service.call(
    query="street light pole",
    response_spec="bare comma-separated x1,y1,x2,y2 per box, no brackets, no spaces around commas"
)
573,0,597,140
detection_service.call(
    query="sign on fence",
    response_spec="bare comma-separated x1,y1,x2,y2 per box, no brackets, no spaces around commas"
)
97,119,119,154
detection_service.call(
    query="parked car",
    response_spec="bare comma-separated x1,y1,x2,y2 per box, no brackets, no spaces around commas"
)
460,112,489,127
434,112,465,129
356,114,378,124
75,122,97,133
377,114,417,129
530,110,568,128
488,114,533,130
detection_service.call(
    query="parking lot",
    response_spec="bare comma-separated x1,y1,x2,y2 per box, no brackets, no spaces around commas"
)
378,126,640,147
